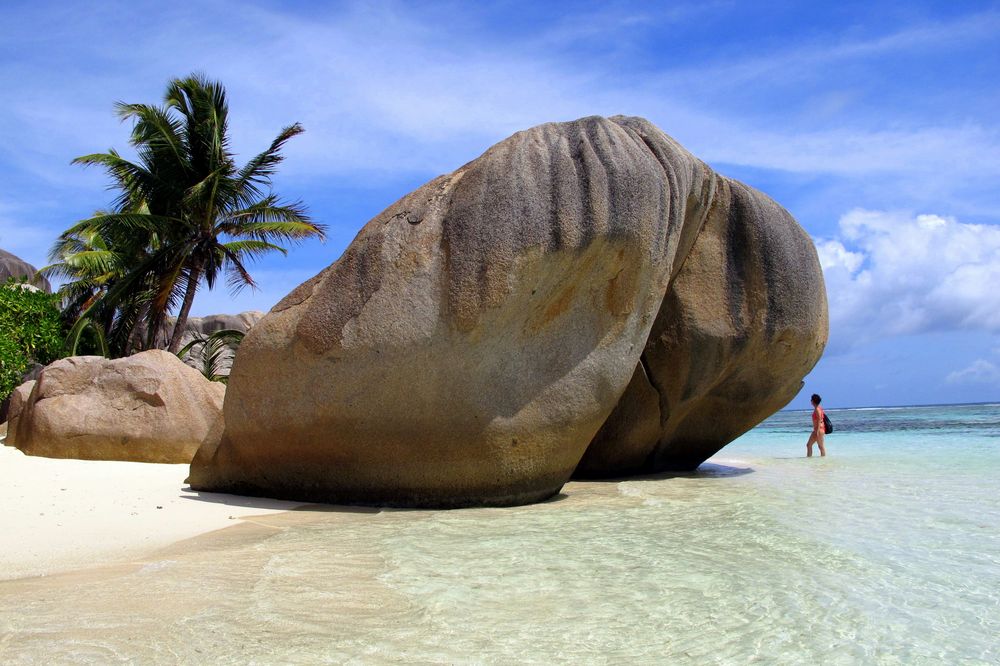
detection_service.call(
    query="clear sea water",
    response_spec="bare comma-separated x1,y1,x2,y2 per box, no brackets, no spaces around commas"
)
1,403,998,664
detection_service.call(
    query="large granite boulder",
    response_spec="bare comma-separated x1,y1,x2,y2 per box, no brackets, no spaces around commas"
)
13,350,225,463
0,248,50,292
189,115,827,507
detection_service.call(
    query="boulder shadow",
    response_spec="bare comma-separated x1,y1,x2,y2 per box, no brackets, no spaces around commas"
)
180,488,322,512
579,461,755,483
180,489,571,513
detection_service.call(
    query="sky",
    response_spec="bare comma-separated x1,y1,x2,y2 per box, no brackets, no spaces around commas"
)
1,0,999,408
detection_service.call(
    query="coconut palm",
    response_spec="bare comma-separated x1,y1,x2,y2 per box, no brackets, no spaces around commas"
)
70,73,325,354
42,218,127,319
40,211,154,355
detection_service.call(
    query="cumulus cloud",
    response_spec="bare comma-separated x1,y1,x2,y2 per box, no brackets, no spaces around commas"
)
818,209,1000,350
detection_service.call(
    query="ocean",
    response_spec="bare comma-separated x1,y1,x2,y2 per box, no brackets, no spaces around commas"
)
1,403,998,664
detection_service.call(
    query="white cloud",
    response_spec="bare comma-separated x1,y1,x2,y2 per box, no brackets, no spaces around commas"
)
3,1,998,188
819,210,1000,350
946,359,1000,386
2,1,1000,321
815,238,864,273
698,125,1000,178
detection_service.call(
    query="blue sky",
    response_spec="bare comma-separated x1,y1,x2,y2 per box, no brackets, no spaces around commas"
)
2,0,999,408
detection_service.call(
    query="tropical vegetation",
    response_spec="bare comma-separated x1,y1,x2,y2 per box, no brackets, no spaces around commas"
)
177,328,246,383
0,279,65,400
46,73,325,358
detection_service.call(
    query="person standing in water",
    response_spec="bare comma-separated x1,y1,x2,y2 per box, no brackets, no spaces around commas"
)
806,393,826,457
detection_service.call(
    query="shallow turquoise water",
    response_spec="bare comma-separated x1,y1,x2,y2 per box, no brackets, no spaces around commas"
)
1,404,998,663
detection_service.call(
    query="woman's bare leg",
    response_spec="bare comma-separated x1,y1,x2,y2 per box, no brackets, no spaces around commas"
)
806,433,817,457
817,430,826,456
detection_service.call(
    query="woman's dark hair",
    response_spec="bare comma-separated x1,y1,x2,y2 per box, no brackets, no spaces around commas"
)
811,394,822,405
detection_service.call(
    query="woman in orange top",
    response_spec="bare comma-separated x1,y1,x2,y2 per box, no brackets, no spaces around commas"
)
807,393,826,457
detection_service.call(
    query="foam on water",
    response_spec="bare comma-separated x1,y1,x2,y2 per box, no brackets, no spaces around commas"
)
0,404,997,664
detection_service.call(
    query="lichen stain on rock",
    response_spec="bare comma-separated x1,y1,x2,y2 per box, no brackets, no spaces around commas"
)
604,255,638,317
540,284,577,327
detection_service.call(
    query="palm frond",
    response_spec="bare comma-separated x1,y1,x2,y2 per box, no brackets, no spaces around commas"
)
217,198,325,242
177,329,244,383
72,150,159,203
115,102,188,171
74,212,184,236
231,123,305,206
64,317,109,357
220,244,257,293
221,239,287,257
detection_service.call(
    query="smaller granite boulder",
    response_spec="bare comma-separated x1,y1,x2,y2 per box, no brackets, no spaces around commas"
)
182,311,265,335
3,379,36,448
12,350,225,463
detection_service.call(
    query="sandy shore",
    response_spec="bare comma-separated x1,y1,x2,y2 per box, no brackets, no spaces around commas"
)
0,431,753,583
0,443,305,580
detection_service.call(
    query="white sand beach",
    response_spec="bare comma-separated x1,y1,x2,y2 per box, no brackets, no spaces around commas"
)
0,443,305,580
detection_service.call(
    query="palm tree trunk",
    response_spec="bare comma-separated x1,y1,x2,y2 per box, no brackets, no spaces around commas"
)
143,306,163,352
167,262,202,354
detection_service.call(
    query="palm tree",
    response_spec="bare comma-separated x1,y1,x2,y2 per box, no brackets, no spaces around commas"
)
40,209,157,355
41,217,129,321
71,74,325,353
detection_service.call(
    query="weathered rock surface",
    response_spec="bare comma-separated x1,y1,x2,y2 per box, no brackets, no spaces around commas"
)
0,248,51,292
189,115,827,507
576,173,828,477
3,379,36,447
13,350,225,463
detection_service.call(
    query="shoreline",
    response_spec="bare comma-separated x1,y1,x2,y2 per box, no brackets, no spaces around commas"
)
0,441,754,582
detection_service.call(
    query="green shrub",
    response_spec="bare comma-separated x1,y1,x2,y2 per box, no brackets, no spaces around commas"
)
0,278,65,400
